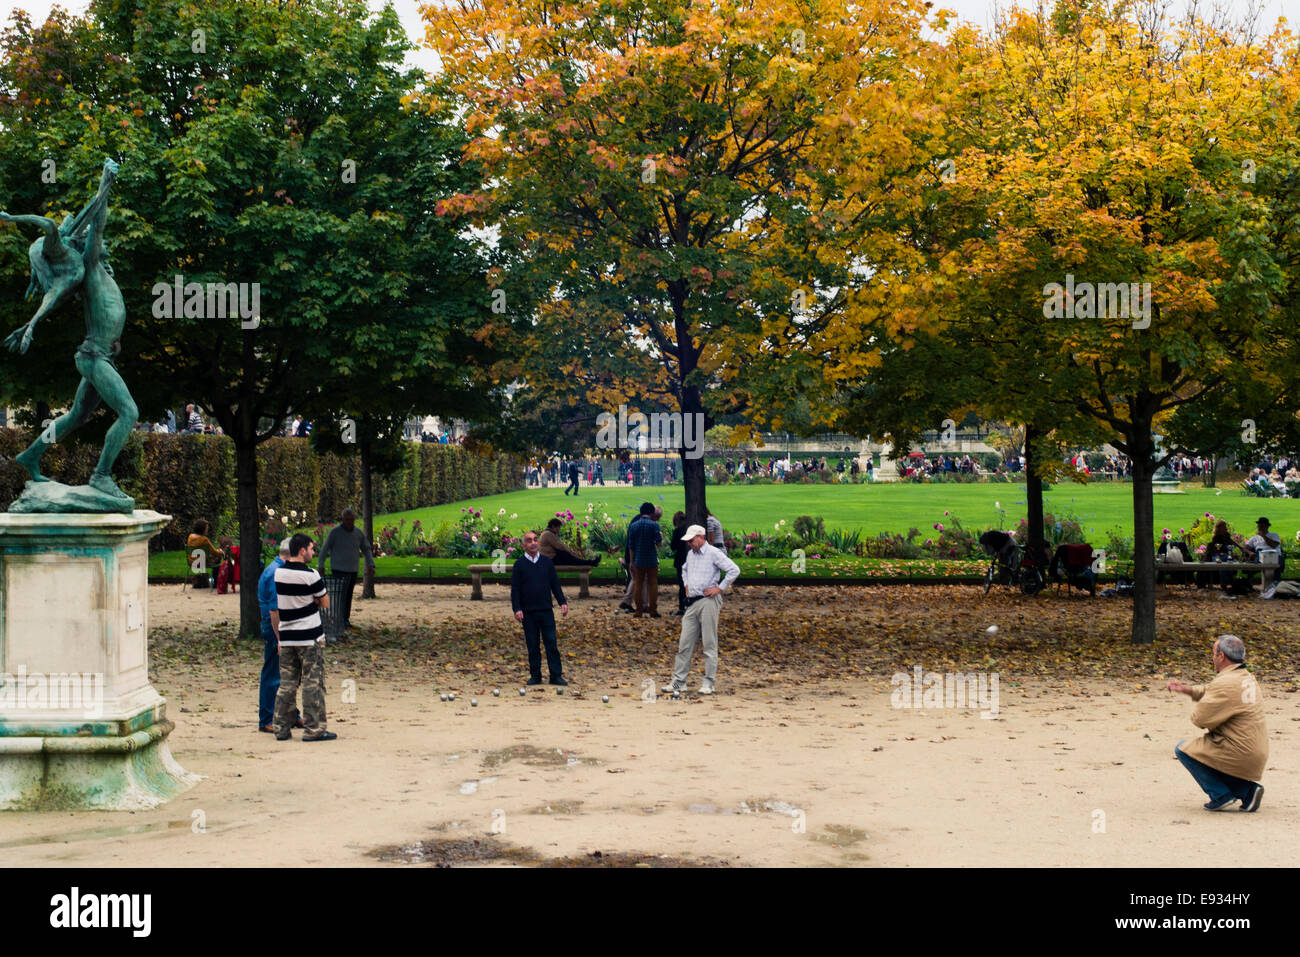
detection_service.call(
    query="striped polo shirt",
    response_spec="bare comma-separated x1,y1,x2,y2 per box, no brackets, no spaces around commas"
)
274,561,327,646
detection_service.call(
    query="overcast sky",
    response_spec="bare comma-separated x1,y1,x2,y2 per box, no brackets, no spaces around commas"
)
3,0,1293,75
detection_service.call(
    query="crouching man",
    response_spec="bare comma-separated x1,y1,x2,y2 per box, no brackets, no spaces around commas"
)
1166,635,1267,811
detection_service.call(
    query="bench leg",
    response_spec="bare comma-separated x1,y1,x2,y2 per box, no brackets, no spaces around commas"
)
579,573,590,599
471,572,482,600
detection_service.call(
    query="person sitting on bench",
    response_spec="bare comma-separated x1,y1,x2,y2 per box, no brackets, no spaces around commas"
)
538,518,601,567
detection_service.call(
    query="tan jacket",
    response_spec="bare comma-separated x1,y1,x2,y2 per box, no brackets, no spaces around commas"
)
538,529,576,561
1181,664,1268,781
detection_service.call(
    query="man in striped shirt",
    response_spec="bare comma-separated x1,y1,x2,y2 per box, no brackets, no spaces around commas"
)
271,533,337,742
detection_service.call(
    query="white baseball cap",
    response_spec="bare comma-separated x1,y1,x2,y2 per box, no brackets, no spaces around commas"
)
681,524,707,541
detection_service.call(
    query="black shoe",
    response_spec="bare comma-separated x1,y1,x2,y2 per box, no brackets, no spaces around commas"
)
275,730,291,741
550,676,569,686
303,731,337,742
1204,794,1237,811
1241,783,1264,812
526,676,544,686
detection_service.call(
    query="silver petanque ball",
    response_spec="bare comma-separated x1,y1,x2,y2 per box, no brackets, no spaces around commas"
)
493,689,501,697
602,695,610,704
448,692,455,701
471,698,478,707
519,688,527,696
439,694,447,702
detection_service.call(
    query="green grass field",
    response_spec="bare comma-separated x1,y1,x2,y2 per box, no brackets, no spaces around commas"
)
149,480,1299,580
374,481,1298,543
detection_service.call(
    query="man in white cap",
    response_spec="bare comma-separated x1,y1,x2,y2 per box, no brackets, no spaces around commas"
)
663,523,740,695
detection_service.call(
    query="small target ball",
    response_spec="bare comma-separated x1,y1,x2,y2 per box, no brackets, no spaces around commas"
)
986,625,999,635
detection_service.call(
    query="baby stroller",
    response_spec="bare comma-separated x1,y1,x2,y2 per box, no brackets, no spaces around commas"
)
979,530,1045,595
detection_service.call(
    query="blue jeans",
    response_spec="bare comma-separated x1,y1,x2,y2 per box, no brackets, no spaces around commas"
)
1175,740,1255,803
260,620,299,727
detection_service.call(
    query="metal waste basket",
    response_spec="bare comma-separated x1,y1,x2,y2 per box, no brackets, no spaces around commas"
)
322,573,349,642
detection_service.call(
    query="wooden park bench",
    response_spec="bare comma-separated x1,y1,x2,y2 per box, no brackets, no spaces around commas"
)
1156,560,1277,589
467,563,592,600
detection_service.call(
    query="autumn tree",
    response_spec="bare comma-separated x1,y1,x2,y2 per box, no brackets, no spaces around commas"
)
422,0,942,527
824,0,1300,642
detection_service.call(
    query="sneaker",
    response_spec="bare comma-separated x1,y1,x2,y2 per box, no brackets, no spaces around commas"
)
1203,795,1238,811
661,682,683,695
275,730,291,741
1241,783,1264,812
549,676,569,686
1260,585,1277,599
526,676,544,686
698,683,715,695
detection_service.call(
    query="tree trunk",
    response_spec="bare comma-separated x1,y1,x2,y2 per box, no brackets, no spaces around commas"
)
1023,424,1048,570
680,385,708,528
235,435,261,640
1129,443,1157,644
360,438,376,599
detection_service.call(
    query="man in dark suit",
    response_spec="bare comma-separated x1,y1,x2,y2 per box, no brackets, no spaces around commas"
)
565,459,580,496
510,530,569,686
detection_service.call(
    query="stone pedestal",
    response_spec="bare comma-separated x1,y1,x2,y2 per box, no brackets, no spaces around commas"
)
0,511,198,810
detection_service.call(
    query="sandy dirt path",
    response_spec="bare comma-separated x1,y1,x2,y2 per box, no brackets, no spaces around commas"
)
1,584,1295,866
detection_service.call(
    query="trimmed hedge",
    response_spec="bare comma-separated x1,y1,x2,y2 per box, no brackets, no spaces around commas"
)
0,429,522,551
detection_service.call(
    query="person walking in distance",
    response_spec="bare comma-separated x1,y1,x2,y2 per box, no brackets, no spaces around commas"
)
511,530,569,686
318,508,374,630
565,458,580,496
627,502,663,618
272,534,336,742
257,538,299,734
663,524,740,695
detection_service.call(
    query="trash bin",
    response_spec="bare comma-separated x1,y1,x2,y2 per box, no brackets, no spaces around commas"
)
322,574,349,642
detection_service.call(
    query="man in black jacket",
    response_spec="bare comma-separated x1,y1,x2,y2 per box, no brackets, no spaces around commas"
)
511,530,570,686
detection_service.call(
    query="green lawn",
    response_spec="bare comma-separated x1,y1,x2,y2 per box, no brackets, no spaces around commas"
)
150,479,1299,580
149,551,988,580
372,481,1298,544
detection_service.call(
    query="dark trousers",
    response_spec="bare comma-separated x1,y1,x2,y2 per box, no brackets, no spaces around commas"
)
260,620,299,728
674,563,686,613
521,609,562,680
566,475,579,495
1175,740,1257,803
632,564,659,615
553,548,598,567
337,571,357,625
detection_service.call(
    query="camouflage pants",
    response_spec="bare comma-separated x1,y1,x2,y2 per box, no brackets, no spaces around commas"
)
274,642,326,736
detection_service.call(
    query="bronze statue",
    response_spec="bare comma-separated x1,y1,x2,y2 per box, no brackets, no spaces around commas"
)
2,158,135,513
